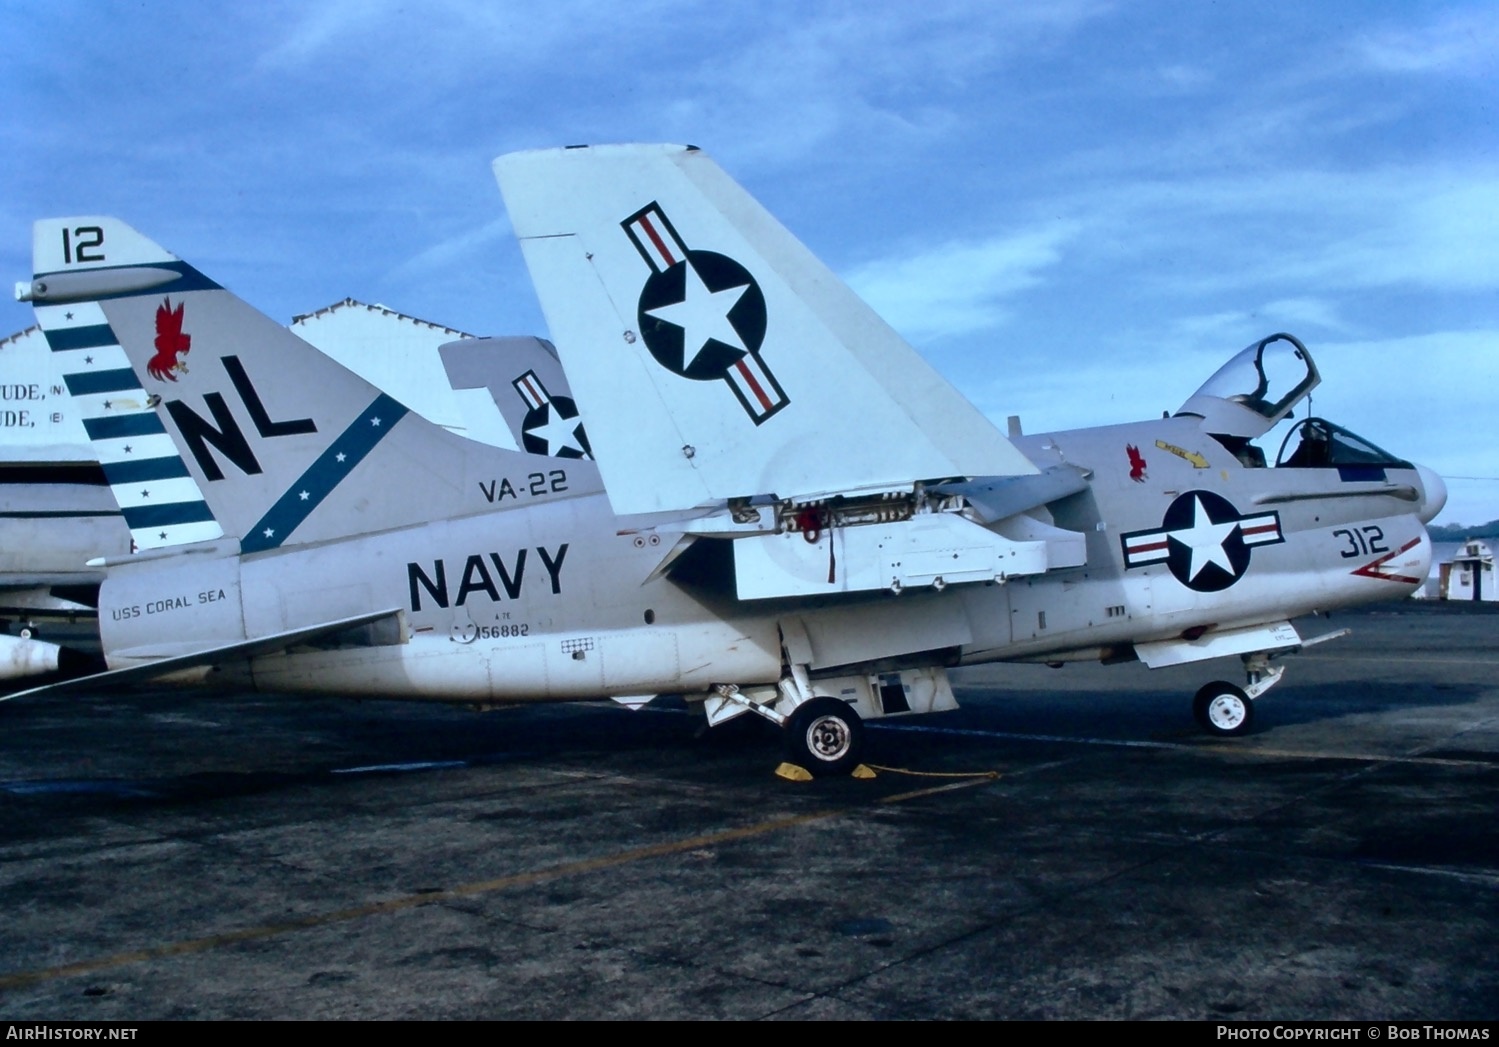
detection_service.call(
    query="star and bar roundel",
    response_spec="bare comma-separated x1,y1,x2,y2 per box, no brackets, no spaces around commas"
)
1120,490,1284,592
512,369,592,459
621,203,789,425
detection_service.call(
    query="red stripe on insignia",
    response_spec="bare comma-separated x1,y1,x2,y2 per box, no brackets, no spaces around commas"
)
521,375,544,407
1241,523,1279,536
1128,539,1169,554
638,214,676,268
734,358,773,411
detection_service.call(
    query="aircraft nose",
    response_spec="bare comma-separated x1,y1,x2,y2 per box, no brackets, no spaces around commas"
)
1415,463,1447,524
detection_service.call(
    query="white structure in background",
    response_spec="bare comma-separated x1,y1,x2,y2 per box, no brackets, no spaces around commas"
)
0,325,97,462
1440,540,1495,602
0,325,130,593
291,299,516,451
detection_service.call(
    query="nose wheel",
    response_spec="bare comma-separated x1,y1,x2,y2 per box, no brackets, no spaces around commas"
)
1190,650,1288,737
1193,682,1254,736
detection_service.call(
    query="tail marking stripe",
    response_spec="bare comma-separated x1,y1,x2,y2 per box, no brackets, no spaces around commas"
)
83,413,167,441
121,501,219,529
64,368,141,396
241,394,410,554
44,325,116,353
33,304,220,551
101,456,193,485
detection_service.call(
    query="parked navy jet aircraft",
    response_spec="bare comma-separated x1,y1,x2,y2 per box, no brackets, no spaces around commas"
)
10,144,1443,774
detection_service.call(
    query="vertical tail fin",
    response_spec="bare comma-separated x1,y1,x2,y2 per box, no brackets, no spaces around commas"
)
494,144,1036,516
438,336,594,460
24,217,588,552
24,221,223,550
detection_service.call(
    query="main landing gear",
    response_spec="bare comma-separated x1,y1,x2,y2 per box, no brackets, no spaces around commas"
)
706,684,870,778
702,664,953,776
784,697,866,776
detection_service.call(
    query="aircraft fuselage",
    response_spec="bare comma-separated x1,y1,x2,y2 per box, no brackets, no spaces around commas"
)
94,411,1430,705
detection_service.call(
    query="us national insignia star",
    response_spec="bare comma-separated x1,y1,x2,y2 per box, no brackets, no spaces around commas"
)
621,201,788,425
1120,490,1284,592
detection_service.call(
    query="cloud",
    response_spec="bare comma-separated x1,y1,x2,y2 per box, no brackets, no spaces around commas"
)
1249,171,1499,295
1355,8,1499,75
1169,298,1349,346
845,223,1082,342
383,217,511,283
1054,165,1499,305
621,2,1112,170
1152,64,1214,93
256,0,394,70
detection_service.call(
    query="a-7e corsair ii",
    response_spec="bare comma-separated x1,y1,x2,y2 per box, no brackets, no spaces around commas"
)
10,144,1444,776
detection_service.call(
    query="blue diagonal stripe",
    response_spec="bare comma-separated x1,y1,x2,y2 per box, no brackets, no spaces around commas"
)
65,368,141,396
241,394,409,554
44,325,117,352
84,413,166,440
101,456,191,485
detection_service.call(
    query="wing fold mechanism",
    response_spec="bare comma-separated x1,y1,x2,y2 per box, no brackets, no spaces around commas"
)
1,607,406,702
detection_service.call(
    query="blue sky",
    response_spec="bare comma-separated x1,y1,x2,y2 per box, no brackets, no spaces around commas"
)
4,1,1495,523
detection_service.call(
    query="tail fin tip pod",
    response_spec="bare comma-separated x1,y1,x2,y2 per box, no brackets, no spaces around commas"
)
493,144,1037,516
26,217,508,554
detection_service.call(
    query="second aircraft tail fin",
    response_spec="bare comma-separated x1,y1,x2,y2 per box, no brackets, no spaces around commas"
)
495,144,1036,516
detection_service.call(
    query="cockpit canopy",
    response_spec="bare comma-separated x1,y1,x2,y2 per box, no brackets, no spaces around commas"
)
1275,417,1413,472
1176,333,1320,440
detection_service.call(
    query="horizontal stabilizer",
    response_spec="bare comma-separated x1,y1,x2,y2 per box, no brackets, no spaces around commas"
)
1,607,403,702
495,144,1036,514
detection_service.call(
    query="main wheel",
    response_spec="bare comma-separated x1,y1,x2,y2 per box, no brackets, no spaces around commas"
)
784,697,865,776
1193,681,1255,737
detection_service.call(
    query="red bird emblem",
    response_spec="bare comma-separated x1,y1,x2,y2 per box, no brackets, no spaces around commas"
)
1126,444,1147,482
148,297,191,382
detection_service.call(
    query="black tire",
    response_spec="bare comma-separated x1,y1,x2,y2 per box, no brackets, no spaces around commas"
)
784,697,865,776
1193,681,1255,737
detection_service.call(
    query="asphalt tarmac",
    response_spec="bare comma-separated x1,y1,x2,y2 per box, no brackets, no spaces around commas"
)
0,601,1495,1020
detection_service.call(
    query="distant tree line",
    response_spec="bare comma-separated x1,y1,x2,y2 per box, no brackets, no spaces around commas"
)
1429,519,1499,541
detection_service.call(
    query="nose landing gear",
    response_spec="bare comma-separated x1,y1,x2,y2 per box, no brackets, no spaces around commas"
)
1193,681,1254,736
1191,648,1290,737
